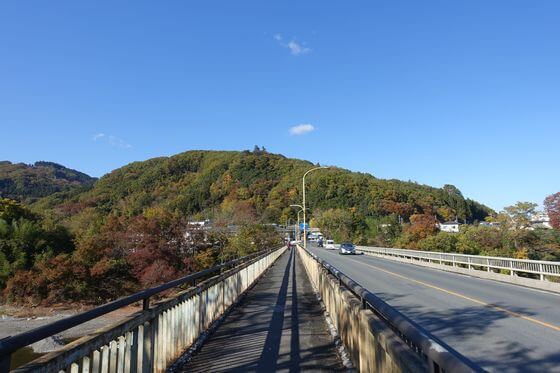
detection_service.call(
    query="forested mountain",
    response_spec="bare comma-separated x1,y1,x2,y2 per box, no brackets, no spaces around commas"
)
0,161,95,203
34,149,492,230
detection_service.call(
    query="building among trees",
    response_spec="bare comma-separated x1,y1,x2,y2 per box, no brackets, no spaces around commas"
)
438,221,461,233
529,212,552,230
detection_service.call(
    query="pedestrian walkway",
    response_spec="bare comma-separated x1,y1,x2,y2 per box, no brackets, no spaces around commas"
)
178,248,344,372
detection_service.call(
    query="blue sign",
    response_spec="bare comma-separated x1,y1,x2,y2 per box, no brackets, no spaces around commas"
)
299,223,310,231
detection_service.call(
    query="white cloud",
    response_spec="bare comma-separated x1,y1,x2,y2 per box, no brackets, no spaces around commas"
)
289,124,315,136
92,133,132,149
286,41,311,56
274,33,311,56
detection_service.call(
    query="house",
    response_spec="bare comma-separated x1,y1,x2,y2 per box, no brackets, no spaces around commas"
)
530,212,552,230
438,221,461,233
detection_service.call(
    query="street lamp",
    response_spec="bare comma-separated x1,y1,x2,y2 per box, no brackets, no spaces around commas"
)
302,166,329,249
285,218,292,241
290,204,304,240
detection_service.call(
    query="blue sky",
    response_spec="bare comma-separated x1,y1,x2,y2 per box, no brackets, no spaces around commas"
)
1,1,559,211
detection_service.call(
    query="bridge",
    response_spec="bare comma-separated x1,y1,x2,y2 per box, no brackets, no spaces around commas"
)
1,244,559,372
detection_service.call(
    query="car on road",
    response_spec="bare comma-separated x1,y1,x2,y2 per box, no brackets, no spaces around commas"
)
325,240,335,249
339,242,356,255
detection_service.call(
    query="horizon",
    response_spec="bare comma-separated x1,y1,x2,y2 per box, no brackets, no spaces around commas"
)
2,2,559,211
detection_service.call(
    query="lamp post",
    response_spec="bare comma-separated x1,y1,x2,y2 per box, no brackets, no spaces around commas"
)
302,166,329,249
290,204,304,240
297,210,303,240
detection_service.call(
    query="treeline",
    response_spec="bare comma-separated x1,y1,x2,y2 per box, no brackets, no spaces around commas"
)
314,200,560,261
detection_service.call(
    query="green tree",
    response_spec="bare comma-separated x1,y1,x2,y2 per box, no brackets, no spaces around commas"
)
418,232,458,253
503,202,538,230
314,208,355,242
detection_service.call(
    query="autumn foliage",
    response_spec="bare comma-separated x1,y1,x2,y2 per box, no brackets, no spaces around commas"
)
2,151,558,305
1,196,282,305
545,192,560,230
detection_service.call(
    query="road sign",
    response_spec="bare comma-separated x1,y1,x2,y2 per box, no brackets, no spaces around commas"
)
299,223,309,231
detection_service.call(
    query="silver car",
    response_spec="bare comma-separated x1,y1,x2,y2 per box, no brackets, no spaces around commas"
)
339,242,356,255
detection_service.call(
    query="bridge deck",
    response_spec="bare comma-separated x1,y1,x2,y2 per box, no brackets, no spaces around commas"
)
177,248,344,372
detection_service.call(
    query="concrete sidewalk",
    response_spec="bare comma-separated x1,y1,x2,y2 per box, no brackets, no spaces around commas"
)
177,248,344,372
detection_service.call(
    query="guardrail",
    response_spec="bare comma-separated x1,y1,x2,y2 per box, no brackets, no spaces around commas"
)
0,247,286,373
297,245,481,373
357,246,560,293
358,246,560,280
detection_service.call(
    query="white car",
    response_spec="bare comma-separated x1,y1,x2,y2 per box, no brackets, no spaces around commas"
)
339,242,356,255
325,240,335,249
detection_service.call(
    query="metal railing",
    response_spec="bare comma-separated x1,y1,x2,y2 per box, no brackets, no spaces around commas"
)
0,247,286,373
299,245,481,373
357,246,560,280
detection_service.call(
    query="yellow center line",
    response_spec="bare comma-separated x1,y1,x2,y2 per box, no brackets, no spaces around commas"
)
345,255,560,333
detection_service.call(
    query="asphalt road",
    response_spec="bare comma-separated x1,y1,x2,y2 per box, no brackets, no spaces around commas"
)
307,243,560,372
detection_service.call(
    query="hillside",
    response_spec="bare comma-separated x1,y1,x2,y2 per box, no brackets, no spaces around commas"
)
0,161,95,203
0,150,520,306
35,149,493,229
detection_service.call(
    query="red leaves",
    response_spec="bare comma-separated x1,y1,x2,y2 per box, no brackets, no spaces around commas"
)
138,260,179,287
381,199,414,218
544,192,560,230
4,211,195,305
407,214,438,241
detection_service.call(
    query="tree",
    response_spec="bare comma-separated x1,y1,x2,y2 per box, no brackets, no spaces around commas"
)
418,232,458,253
224,224,282,259
314,208,355,242
0,198,37,222
503,202,538,230
407,214,438,241
544,192,560,230
381,200,414,218
437,206,456,222
0,198,75,290
395,214,438,249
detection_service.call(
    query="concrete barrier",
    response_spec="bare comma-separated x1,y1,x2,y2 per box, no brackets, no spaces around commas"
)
11,247,286,373
297,245,426,372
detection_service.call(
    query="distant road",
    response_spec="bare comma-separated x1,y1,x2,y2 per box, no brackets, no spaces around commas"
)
307,244,560,372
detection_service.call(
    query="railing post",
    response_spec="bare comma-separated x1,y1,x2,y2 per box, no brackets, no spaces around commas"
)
510,261,515,276
198,286,204,332
539,263,545,281
142,320,156,373
221,276,225,314
487,258,491,272
143,297,150,311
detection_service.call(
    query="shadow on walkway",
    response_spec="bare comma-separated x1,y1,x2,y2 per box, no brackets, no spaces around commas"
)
178,249,343,372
